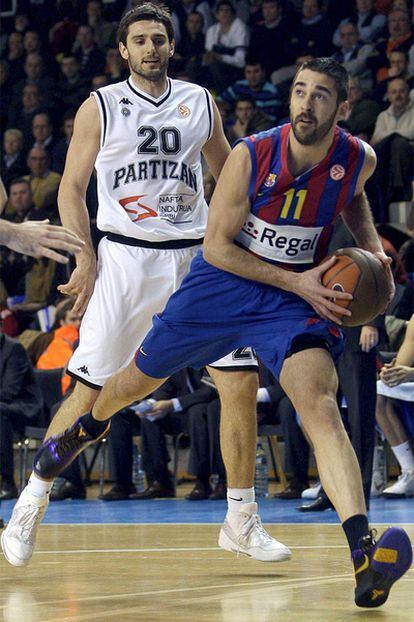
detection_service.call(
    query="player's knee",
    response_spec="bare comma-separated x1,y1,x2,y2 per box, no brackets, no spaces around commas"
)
217,370,258,407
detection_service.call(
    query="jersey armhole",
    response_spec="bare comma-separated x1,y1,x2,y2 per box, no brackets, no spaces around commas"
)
203,88,213,141
234,137,257,202
91,90,107,148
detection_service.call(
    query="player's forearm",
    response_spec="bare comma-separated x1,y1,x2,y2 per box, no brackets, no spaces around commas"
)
0,220,15,246
203,238,295,292
58,180,95,262
342,193,383,253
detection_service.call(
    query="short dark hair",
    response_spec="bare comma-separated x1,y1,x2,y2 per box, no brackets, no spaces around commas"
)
235,95,256,108
10,177,31,190
294,57,349,103
117,2,174,45
216,1,235,13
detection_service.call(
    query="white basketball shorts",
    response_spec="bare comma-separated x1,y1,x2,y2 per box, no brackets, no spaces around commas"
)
68,238,257,388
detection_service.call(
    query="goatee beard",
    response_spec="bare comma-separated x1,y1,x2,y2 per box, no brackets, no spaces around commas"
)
291,109,337,146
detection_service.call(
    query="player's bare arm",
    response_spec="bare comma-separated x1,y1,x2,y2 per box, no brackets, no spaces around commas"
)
341,141,395,308
202,99,231,181
204,143,352,324
57,96,101,314
380,315,414,385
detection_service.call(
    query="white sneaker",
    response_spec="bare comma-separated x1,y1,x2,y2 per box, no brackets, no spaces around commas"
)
1,486,49,566
218,502,291,562
382,471,414,498
370,470,385,498
301,482,321,500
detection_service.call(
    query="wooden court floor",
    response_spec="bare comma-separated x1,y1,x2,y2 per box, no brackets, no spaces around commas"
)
0,523,413,622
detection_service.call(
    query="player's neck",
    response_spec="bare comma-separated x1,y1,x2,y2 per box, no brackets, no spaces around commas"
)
129,73,169,98
287,130,335,178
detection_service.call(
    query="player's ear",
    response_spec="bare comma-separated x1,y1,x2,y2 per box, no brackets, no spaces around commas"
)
168,39,175,57
119,41,129,61
337,100,349,122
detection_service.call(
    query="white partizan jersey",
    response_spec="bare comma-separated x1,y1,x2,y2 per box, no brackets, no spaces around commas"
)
92,77,214,242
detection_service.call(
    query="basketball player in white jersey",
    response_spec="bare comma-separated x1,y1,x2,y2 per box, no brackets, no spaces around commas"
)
2,4,290,567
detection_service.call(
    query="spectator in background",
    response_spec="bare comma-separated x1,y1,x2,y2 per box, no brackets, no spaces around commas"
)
51,111,75,175
370,78,414,215
11,53,55,106
36,299,80,396
0,179,46,306
332,22,374,91
7,84,45,147
248,0,291,78
5,32,25,83
204,0,250,92
23,30,42,56
287,0,334,61
173,11,206,83
173,0,213,36
226,95,273,144
1,130,28,191
86,0,117,50
104,47,128,82
24,147,62,216
31,113,59,155
3,178,47,224
0,60,12,130
130,368,219,501
340,76,381,140
332,0,387,47
368,9,413,77
0,333,42,500
57,55,91,113
74,24,105,80
376,314,414,498
374,50,414,107
219,60,281,122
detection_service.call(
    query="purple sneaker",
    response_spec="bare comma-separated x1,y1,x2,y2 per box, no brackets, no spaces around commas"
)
33,418,110,479
353,527,413,608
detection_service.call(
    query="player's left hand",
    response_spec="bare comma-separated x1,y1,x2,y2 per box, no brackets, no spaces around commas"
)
359,326,379,352
373,251,395,312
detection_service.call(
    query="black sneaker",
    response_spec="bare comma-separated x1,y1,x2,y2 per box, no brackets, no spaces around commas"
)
33,418,110,480
353,527,413,608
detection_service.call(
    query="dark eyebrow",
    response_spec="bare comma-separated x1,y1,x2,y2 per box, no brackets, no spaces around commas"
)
293,80,333,97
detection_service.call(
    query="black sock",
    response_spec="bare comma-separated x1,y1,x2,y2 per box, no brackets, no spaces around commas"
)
342,514,370,552
80,412,108,438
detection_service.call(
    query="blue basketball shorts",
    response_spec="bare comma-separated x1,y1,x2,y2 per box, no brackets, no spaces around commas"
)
135,250,343,379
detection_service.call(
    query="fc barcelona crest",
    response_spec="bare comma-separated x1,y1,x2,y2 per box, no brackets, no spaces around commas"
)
264,173,277,188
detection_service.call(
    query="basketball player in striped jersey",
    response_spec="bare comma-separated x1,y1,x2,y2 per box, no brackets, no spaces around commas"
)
25,58,413,607
2,4,290,566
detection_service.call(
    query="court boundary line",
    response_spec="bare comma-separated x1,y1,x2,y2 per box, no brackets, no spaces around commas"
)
36,522,414,526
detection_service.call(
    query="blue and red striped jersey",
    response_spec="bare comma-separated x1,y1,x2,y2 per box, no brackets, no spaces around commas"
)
235,123,366,270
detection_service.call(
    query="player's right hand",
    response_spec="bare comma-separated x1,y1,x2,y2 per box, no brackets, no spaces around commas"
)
58,256,97,316
293,256,353,325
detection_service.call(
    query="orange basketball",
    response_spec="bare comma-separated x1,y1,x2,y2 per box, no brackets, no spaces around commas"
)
322,248,390,327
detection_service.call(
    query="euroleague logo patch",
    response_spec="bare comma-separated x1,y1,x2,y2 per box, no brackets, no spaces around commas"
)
330,164,345,180
177,103,191,118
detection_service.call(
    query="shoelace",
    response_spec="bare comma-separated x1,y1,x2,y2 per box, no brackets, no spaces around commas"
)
53,426,88,460
14,505,44,545
236,513,273,555
359,528,377,555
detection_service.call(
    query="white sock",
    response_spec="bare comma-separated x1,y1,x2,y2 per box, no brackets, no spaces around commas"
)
226,487,255,517
391,441,414,472
27,472,53,498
